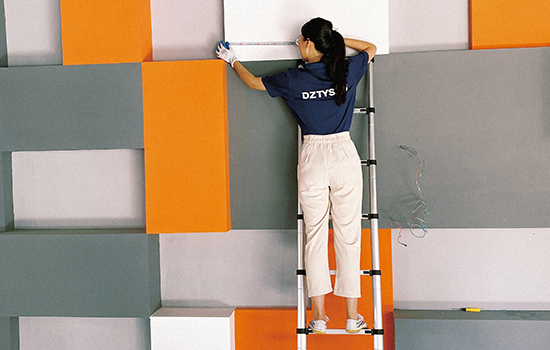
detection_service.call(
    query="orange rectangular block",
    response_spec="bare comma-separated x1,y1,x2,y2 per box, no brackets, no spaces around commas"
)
235,229,394,350
470,0,550,50
61,0,152,65
142,60,230,233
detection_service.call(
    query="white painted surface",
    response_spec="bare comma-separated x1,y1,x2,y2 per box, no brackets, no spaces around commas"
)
223,0,389,61
19,317,150,350
388,0,469,53
150,0,223,61
3,0,62,66
150,308,235,350
12,149,146,229
392,228,550,310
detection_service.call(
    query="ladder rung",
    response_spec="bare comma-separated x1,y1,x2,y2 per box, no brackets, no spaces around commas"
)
308,328,376,335
361,213,379,220
361,159,377,166
329,270,373,276
353,107,375,114
299,213,377,221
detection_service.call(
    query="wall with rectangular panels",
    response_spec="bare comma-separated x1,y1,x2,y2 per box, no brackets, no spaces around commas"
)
3,0,548,349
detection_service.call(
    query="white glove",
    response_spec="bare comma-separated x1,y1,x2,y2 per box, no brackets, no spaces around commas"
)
216,41,239,68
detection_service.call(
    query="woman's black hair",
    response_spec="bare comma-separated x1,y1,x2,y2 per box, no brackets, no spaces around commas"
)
301,17,348,106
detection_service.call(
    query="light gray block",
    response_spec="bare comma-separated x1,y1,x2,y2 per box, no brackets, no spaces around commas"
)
0,230,160,317
19,317,150,350
0,63,144,151
0,152,14,232
160,230,297,307
395,310,550,350
373,47,550,228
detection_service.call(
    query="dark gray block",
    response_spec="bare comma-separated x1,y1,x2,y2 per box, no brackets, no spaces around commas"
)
227,60,299,229
0,317,19,350
0,229,160,317
0,152,14,232
227,59,370,230
373,47,550,228
395,309,550,350
0,0,7,67
0,63,144,151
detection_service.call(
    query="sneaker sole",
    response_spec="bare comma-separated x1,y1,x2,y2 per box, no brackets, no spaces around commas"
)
346,325,368,333
310,329,326,334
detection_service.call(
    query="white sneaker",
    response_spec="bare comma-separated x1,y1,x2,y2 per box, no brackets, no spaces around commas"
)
308,316,329,334
346,314,368,333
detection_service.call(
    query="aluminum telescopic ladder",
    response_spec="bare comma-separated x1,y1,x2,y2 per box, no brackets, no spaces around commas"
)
296,61,384,350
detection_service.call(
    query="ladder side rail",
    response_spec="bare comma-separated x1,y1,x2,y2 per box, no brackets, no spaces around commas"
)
297,126,308,350
367,60,384,350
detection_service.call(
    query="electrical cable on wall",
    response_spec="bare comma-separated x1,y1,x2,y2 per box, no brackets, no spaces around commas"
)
391,145,430,247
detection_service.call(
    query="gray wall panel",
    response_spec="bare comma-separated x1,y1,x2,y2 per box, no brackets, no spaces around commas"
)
0,317,19,350
395,310,550,350
0,0,7,67
227,60,299,229
227,59,371,229
373,47,550,228
0,230,160,317
0,63,144,151
0,152,13,232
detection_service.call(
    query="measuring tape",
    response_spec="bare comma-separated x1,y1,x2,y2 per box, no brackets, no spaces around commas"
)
229,41,294,46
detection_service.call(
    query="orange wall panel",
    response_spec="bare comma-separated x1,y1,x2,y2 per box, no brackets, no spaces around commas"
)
470,0,550,50
142,60,230,234
61,0,152,65
235,229,394,350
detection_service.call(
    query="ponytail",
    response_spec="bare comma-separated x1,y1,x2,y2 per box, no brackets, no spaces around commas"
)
302,18,348,106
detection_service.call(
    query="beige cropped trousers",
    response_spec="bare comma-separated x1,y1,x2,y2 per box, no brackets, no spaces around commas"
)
298,131,363,298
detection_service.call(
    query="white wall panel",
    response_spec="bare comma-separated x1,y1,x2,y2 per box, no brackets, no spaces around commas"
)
12,149,145,229
223,0,389,61
150,308,235,350
19,317,150,350
4,0,62,66
392,228,550,310
150,0,223,61
388,0,469,53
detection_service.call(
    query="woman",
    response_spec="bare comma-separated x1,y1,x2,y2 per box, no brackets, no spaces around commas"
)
217,17,376,334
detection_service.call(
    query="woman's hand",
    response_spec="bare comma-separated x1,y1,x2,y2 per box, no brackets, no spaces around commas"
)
216,41,239,67
344,39,377,62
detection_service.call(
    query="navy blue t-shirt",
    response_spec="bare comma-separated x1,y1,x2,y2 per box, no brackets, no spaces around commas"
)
261,51,370,135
